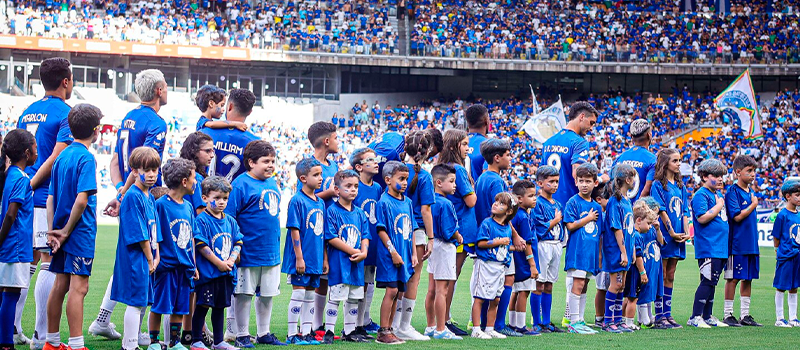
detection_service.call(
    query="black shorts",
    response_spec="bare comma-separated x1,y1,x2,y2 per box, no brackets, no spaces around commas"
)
195,276,234,308
376,281,406,293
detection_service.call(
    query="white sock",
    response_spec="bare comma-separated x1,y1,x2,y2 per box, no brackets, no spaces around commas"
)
123,306,143,350
363,274,375,324
162,315,170,345
288,290,304,336
724,299,734,318
517,311,526,328
564,276,573,318
324,300,340,332
508,311,517,328
624,317,634,327
34,265,55,340
741,297,751,318
14,264,34,335
67,336,84,349
357,296,367,327
789,293,798,321
46,332,59,346
579,294,587,322
344,300,359,335
392,297,403,329
313,293,326,330
226,295,237,335
301,290,315,335
96,277,117,327
485,326,494,333
234,294,252,337
568,293,580,323
139,307,148,333
400,298,416,330
255,296,273,336
776,291,785,321
637,304,650,325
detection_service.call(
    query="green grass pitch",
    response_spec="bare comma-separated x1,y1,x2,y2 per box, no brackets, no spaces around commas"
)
17,225,800,350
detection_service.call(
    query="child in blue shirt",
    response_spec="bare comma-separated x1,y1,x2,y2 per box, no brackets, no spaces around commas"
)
283,158,326,345
322,170,371,342
563,163,602,334
532,165,564,333
591,182,610,328
723,155,762,327
374,161,417,345
180,131,216,216
191,176,243,350
0,129,37,350
149,158,198,349
46,104,101,350
508,180,540,336
194,85,248,132
226,141,285,347
621,198,661,330
470,192,518,340
688,159,730,328
772,179,800,328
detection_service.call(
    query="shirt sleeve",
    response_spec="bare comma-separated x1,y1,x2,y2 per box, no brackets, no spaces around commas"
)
189,181,205,210
121,193,149,246
360,210,372,241
441,203,459,240
516,212,531,242
375,200,388,232
771,213,784,243
194,220,211,248
570,139,590,165
725,187,744,219
7,175,28,204
418,173,435,206
609,200,625,231
532,202,547,239
224,184,242,217
476,220,490,242
409,201,419,231
76,154,97,194
56,115,74,143
324,207,337,241
231,219,244,244
651,182,667,212
455,166,474,197
143,120,168,155
196,117,210,131
285,197,302,231
682,188,691,217
691,190,710,222
646,162,655,182
563,198,579,225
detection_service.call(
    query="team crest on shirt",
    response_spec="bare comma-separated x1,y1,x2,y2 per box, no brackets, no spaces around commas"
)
551,224,563,240
627,173,640,199
583,212,597,237
394,214,413,240
148,219,158,246
719,204,728,222
360,199,378,225
546,153,562,171
307,209,324,236
339,224,361,248
323,177,334,192
212,232,233,260
494,244,508,262
644,241,661,263
625,213,634,236
259,189,281,216
791,223,800,245
171,219,193,250
670,197,682,216
156,132,165,141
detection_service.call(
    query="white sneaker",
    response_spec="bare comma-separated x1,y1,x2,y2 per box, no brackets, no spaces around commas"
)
223,331,235,343
138,332,151,346
485,330,506,339
776,319,792,328
394,326,430,341
88,321,122,340
14,332,31,345
471,329,491,339
790,319,800,327
705,316,728,327
423,327,435,337
687,316,711,328
30,337,45,350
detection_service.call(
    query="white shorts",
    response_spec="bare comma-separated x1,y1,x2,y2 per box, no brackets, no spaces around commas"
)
364,266,376,284
0,262,32,288
537,241,562,284
414,228,427,246
328,284,364,302
512,279,536,293
505,256,516,276
566,269,594,279
595,271,610,291
470,259,505,300
426,239,457,280
234,265,281,297
33,208,48,250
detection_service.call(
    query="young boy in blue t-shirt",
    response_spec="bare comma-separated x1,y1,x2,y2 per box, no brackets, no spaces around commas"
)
283,158,327,345
532,165,565,333
508,180,539,336
772,179,800,328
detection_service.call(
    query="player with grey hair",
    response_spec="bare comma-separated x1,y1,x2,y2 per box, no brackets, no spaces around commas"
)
612,118,656,202
135,69,168,105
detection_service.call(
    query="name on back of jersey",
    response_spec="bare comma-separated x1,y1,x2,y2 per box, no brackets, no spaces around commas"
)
620,160,644,168
20,113,48,123
216,141,244,155
543,145,569,154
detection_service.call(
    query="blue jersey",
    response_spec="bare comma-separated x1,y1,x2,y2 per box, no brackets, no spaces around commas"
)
405,163,435,228
564,195,603,274
541,129,590,207
725,184,759,255
0,166,33,263
613,146,656,201
476,218,512,266
691,187,729,259
194,211,243,285
200,127,259,182
112,185,160,306
474,170,507,227
325,202,371,286
467,133,487,182
511,208,535,280
282,191,326,275
375,192,417,283
183,172,206,214
116,105,167,184
602,195,634,273
295,157,338,208
49,143,97,258
650,180,689,257
431,193,459,244
155,195,196,270
773,209,800,262
447,164,477,244
196,116,211,130
533,196,565,242
636,227,663,304
353,179,381,266
17,95,73,207
226,174,282,267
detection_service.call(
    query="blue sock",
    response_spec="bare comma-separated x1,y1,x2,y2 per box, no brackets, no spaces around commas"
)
494,286,512,329
529,293,542,327
603,291,617,325
480,301,489,329
614,293,624,324
655,295,664,320
1,292,20,345
664,287,673,318
541,293,552,325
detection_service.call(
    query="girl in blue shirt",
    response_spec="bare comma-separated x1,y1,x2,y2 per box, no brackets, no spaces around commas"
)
772,179,800,327
0,130,36,350
179,131,216,215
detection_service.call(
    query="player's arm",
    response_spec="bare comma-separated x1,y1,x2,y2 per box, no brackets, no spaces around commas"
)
524,243,538,276
654,223,666,246
0,202,21,246
378,228,403,265
463,193,477,208
197,244,229,271
29,142,68,190
229,241,242,265
635,256,646,283
47,191,89,252
732,194,758,223
109,151,124,188
138,240,155,273
290,228,305,272
565,207,597,232
316,186,336,201
476,237,510,249
696,193,723,224
641,180,653,197
204,120,248,132
46,195,54,231
328,237,360,256
614,228,627,265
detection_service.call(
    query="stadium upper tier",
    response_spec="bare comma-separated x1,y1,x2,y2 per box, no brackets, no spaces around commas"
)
2,0,799,67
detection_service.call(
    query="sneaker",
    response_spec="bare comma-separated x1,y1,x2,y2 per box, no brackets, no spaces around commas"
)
545,323,565,333
341,331,368,343
561,317,570,328
513,327,541,336
285,335,309,345
466,320,473,331
445,321,468,336
89,321,123,340
302,334,320,345
775,319,792,328
739,315,763,327
394,326,429,341
147,343,163,350
212,342,239,350
687,316,711,328
790,319,800,327
601,323,623,333
43,343,68,350
190,342,210,350
234,336,254,349
353,327,374,340
470,329,491,340
666,317,682,329
571,322,597,334
30,338,46,350
139,333,152,346
321,331,335,345
432,330,462,340
485,329,506,339
423,327,435,337
593,319,604,328
223,332,235,343
375,328,404,344
255,333,286,346
15,332,31,345
168,343,189,350
629,323,641,331
705,316,728,327
616,323,634,333
497,326,522,337
313,329,324,342
533,325,551,334
363,321,380,334
722,316,742,327
651,319,671,330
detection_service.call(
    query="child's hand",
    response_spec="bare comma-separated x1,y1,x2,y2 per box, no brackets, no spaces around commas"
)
620,253,628,267
423,240,434,261
750,192,758,207
350,252,367,262
513,235,526,251
296,257,306,274
391,251,404,266
411,255,418,268
215,260,231,272
233,121,248,132
586,208,599,222
498,237,511,246
225,258,236,269
148,259,156,274
530,267,539,280
640,272,649,284
193,269,200,280
554,209,563,222
323,260,329,274
455,233,463,245
715,194,725,208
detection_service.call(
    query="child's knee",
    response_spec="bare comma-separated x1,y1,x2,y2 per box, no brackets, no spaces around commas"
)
384,288,398,300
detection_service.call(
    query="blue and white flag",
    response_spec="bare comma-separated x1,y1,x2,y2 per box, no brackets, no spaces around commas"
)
714,69,762,139
521,97,566,143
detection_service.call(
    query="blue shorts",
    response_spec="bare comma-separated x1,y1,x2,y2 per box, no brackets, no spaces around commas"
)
661,238,686,260
152,267,193,315
376,280,406,292
195,276,234,308
725,254,759,281
49,250,93,276
512,250,537,283
773,256,800,291
623,270,642,299
288,274,321,288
